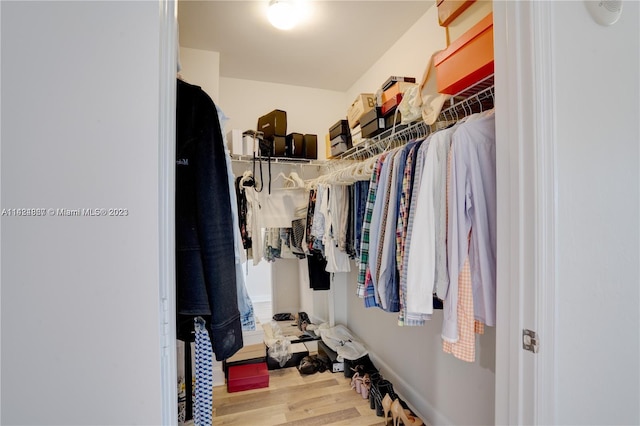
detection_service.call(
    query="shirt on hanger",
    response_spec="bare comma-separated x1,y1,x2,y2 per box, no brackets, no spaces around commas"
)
444,112,497,342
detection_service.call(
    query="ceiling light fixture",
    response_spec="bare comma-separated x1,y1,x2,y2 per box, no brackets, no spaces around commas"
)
268,0,300,31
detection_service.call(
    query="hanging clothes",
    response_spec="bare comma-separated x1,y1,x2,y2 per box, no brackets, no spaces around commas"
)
218,105,256,332
324,184,351,273
406,127,455,317
444,111,496,342
175,78,242,361
193,317,213,426
398,137,431,326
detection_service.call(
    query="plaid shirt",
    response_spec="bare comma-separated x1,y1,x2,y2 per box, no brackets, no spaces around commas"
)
399,137,431,326
356,154,387,298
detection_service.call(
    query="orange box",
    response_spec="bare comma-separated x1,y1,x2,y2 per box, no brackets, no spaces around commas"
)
381,81,415,104
433,12,494,95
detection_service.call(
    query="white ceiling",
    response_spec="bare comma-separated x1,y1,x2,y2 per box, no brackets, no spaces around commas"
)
178,1,434,92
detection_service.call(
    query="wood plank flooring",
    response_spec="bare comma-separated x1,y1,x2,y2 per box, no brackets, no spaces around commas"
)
213,366,394,426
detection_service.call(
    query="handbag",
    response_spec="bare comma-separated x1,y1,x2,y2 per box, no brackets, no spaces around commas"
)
409,50,451,126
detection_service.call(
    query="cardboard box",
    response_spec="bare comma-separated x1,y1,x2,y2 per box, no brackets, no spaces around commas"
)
227,129,243,155
347,94,376,129
381,76,417,91
286,133,304,158
227,362,269,393
226,343,267,364
303,134,317,159
434,13,494,95
325,134,332,158
437,0,475,27
350,125,364,146
257,109,287,140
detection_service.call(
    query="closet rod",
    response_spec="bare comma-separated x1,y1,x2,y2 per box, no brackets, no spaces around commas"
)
230,154,324,166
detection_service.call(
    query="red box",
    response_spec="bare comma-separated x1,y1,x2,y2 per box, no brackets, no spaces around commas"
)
433,12,494,95
227,362,269,393
381,93,403,116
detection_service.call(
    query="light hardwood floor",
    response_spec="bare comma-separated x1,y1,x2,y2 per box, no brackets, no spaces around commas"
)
213,366,395,426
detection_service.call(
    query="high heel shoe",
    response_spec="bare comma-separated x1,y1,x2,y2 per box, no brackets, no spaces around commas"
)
360,373,371,399
350,372,362,394
372,379,397,417
390,398,423,426
382,393,393,424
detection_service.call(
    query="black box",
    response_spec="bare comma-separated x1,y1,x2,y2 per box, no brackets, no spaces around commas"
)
329,119,350,140
257,109,287,140
273,135,286,157
303,134,317,159
330,135,352,157
266,342,309,370
384,112,403,130
286,133,304,158
317,340,344,373
344,354,377,379
360,107,385,139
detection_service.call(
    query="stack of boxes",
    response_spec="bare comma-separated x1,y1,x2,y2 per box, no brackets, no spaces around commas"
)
256,109,318,159
325,76,418,158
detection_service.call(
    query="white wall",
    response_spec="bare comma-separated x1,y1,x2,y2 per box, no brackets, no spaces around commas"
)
1,1,163,424
552,2,639,424
220,77,346,160
178,46,220,103
345,6,448,106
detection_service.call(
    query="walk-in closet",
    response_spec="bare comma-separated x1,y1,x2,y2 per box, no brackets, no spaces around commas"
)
2,1,637,425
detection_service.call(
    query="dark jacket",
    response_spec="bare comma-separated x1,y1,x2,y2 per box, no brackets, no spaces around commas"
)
175,79,243,361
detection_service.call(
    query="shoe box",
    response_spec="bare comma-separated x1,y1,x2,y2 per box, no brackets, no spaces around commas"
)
227,362,269,393
266,342,310,370
317,340,344,373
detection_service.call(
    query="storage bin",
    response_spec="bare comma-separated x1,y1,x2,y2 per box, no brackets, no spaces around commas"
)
257,109,287,140
286,132,304,158
227,362,269,393
303,134,317,159
347,93,376,129
433,12,494,95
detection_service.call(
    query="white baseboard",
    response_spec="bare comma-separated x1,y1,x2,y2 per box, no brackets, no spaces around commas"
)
367,350,453,426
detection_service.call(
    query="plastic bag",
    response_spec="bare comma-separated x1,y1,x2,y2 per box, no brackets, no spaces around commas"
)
268,339,292,367
398,84,422,124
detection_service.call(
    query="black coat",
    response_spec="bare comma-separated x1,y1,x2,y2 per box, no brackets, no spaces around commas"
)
175,79,242,361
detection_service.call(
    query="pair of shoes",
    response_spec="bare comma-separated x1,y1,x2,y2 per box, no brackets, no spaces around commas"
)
360,373,371,399
390,398,423,426
371,379,396,417
350,372,363,394
382,394,420,425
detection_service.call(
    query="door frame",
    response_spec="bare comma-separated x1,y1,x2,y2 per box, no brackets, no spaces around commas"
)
494,1,557,424
158,0,178,425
